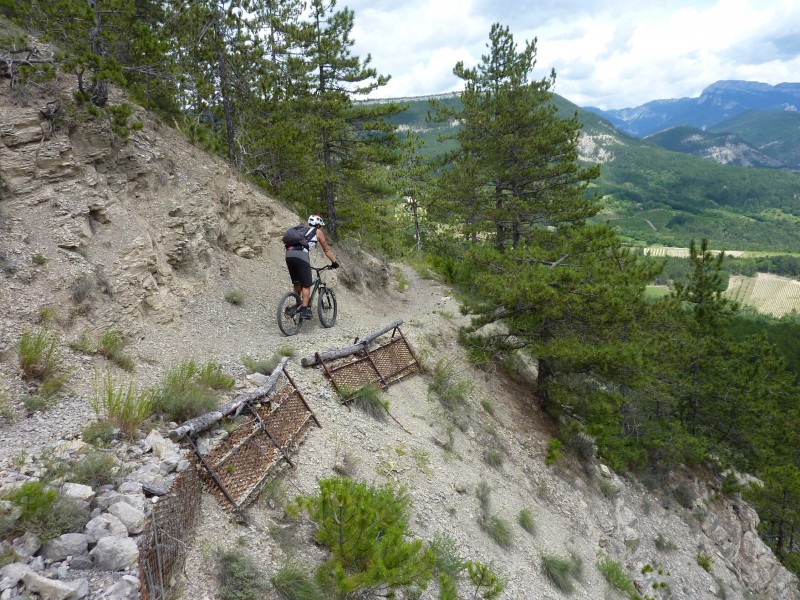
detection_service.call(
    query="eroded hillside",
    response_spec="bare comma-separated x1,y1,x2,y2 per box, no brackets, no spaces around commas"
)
1,77,798,600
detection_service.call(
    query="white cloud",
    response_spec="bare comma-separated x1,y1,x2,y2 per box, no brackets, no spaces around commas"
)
345,0,799,108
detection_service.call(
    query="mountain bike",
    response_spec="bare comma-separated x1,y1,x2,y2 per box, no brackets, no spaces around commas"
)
277,265,338,336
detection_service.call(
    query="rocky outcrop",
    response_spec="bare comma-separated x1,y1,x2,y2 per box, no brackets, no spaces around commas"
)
0,428,193,598
0,88,286,340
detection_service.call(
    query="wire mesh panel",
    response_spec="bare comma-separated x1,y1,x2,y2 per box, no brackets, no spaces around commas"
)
139,452,204,600
198,383,318,512
323,332,421,397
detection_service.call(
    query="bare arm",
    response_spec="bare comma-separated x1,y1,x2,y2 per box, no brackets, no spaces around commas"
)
316,229,337,264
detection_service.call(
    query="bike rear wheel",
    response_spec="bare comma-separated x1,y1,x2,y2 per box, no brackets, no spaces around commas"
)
277,291,303,336
317,286,337,328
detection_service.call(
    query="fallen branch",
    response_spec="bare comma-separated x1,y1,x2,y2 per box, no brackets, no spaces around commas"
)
168,357,289,441
300,320,403,367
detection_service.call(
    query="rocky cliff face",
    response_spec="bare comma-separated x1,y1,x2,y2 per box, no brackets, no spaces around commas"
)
0,86,287,346
1,77,799,600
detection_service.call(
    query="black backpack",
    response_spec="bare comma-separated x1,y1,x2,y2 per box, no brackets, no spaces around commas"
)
282,224,315,249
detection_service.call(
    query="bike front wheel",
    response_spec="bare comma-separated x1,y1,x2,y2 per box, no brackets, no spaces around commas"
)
277,291,303,336
317,286,337,328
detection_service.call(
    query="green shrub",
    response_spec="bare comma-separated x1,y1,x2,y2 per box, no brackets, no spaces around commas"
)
98,330,134,371
195,359,235,390
429,532,466,580
70,274,94,304
475,480,512,549
32,252,47,265
429,360,470,412
90,371,155,439
0,390,14,422
242,347,294,375
224,289,244,305
481,515,513,549
541,553,582,593
598,479,621,499
465,561,504,599
518,508,535,534
299,477,435,597
597,555,640,599
480,399,495,417
546,438,562,466
71,451,118,487
346,383,389,421
696,552,712,573
6,481,56,522
18,328,61,381
4,482,87,541
721,473,741,496
0,544,17,567
23,393,59,414
277,345,296,358
241,356,273,375
673,481,696,509
154,359,233,422
216,550,269,600
81,420,117,446
654,532,676,552
38,306,58,323
270,564,325,600
476,480,492,515
70,332,95,354
438,573,458,600
482,448,504,468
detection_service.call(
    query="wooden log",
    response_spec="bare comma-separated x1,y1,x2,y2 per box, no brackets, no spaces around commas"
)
168,357,289,441
301,320,403,367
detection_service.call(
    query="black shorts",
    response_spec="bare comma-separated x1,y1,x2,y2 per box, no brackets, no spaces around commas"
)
286,255,312,287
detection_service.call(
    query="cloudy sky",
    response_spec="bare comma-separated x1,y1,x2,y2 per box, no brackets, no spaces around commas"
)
344,0,800,109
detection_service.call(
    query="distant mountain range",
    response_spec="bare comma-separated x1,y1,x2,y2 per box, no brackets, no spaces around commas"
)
584,81,800,171
585,80,800,136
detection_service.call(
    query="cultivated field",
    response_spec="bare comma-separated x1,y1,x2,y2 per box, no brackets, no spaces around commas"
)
644,246,746,258
724,273,800,316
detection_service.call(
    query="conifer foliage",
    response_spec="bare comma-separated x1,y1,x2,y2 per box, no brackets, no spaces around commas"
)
299,477,435,598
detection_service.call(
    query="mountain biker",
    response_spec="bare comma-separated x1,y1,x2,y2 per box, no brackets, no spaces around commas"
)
285,215,339,320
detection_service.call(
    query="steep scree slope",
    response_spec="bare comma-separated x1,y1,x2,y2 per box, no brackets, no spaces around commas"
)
0,82,798,600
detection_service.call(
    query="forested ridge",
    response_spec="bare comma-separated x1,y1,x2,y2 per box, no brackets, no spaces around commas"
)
2,0,800,583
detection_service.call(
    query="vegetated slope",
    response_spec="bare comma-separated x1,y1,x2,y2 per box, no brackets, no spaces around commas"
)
647,125,783,169
2,81,799,600
710,110,800,171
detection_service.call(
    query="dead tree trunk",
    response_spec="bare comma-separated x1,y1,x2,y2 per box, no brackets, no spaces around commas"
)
168,357,289,441
301,320,403,367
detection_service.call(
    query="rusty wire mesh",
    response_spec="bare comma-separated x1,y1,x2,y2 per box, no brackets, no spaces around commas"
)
200,383,318,512
138,376,319,599
323,333,420,396
138,452,203,600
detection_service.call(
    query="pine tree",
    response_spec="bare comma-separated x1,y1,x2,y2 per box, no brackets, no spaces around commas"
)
287,0,407,239
635,240,796,470
167,0,267,166
11,0,134,106
462,224,660,421
746,466,800,561
432,24,599,247
302,477,435,598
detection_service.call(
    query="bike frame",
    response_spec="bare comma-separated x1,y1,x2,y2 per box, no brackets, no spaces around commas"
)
307,265,330,304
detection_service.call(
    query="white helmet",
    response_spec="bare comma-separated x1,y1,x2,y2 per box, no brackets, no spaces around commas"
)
308,214,325,227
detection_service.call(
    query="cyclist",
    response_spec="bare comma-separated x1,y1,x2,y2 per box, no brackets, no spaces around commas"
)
285,215,339,319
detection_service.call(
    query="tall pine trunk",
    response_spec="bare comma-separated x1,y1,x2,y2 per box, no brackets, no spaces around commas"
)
213,12,237,167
